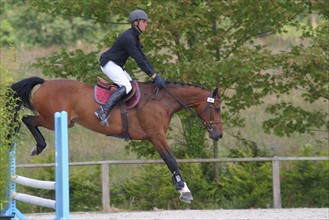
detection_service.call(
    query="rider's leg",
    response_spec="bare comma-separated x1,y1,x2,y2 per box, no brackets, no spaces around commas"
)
95,61,132,126
95,86,126,125
102,61,132,94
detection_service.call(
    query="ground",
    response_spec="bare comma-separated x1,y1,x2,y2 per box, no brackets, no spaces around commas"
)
24,208,329,220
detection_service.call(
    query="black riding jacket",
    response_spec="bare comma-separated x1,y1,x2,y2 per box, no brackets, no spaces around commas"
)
100,26,155,76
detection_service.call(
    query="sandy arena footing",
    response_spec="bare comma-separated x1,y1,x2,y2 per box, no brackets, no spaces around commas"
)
23,208,329,220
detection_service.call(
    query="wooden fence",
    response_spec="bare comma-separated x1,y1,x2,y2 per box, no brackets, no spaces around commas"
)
17,156,329,211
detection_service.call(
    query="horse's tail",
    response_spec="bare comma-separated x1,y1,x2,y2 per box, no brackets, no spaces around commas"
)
4,77,44,146
10,76,45,111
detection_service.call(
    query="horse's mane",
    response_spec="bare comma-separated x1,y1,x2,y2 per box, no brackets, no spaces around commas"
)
144,80,206,90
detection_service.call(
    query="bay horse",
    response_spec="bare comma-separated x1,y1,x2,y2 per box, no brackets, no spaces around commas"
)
10,76,223,203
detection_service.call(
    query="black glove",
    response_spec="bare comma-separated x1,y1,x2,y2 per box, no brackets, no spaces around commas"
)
153,74,166,88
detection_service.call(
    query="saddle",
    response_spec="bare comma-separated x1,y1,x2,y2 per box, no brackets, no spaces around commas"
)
94,77,142,140
94,77,141,109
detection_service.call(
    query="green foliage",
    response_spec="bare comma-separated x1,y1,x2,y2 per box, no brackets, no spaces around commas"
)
263,20,329,136
1,0,328,212
125,140,157,159
281,145,329,207
17,151,102,212
178,114,207,158
69,167,102,211
111,162,216,210
118,141,276,210
217,143,273,208
25,0,329,139
0,19,16,47
30,0,132,24
219,162,272,208
0,51,21,212
263,103,327,136
0,0,103,47
116,142,329,210
0,63,20,148
33,49,100,83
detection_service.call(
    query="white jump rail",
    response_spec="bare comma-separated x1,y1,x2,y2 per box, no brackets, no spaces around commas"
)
11,175,56,190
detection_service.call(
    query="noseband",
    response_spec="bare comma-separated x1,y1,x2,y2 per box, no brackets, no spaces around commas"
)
163,87,222,130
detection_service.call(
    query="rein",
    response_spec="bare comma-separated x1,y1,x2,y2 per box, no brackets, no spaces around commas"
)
163,87,221,130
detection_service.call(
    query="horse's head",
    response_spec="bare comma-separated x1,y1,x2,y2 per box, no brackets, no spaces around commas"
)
196,87,223,141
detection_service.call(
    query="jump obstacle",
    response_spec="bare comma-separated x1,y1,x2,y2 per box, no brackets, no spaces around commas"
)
2,111,70,220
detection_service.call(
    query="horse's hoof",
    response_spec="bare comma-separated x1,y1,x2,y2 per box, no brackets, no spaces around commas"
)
30,146,38,156
30,142,47,156
178,182,193,203
179,191,193,203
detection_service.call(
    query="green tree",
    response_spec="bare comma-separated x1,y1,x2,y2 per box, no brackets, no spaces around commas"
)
0,0,103,47
0,0,18,46
263,20,329,136
3,0,328,211
28,3,328,209
29,0,328,140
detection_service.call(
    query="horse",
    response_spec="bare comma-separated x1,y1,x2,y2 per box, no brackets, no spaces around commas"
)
10,76,223,203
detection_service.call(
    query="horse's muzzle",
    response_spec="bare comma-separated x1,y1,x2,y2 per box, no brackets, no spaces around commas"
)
207,128,223,141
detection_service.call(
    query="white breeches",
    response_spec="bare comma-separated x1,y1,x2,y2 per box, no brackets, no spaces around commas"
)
101,61,132,94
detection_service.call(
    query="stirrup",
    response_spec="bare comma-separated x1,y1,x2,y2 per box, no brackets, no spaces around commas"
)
100,119,110,127
95,112,110,127
95,108,110,127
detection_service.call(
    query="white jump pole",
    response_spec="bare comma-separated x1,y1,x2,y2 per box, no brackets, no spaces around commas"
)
11,175,56,190
11,192,56,210
2,111,70,220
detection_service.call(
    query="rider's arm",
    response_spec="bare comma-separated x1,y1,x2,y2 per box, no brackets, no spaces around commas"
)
121,33,156,77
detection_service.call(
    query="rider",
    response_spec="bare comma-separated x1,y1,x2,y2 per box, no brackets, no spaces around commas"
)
95,9,166,126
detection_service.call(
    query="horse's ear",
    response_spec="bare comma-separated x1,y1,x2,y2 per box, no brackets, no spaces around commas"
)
212,87,219,97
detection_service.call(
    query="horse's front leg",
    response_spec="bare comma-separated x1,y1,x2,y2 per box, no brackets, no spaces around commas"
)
149,136,193,203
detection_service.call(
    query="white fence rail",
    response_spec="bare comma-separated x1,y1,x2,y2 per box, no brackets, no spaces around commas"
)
17,156,329,212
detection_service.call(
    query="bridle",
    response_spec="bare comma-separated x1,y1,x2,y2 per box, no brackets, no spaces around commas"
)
198,94,222,130
163,87,222,130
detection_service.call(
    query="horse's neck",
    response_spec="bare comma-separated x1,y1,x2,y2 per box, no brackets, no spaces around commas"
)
167,84,208,111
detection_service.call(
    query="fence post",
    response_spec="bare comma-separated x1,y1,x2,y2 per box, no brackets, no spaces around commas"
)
213,140,219,180
55,111,70,220
272,145,282,208
101,163,110,212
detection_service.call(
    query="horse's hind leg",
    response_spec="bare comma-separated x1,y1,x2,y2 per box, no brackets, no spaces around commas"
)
22,115,47,156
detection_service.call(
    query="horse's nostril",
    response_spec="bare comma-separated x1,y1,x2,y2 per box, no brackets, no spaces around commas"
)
209,131,223,141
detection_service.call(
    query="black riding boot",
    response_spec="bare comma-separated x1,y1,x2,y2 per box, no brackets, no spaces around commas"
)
95,86,126,126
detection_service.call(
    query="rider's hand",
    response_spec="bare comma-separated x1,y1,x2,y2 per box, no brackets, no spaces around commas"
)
152,74,166,88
